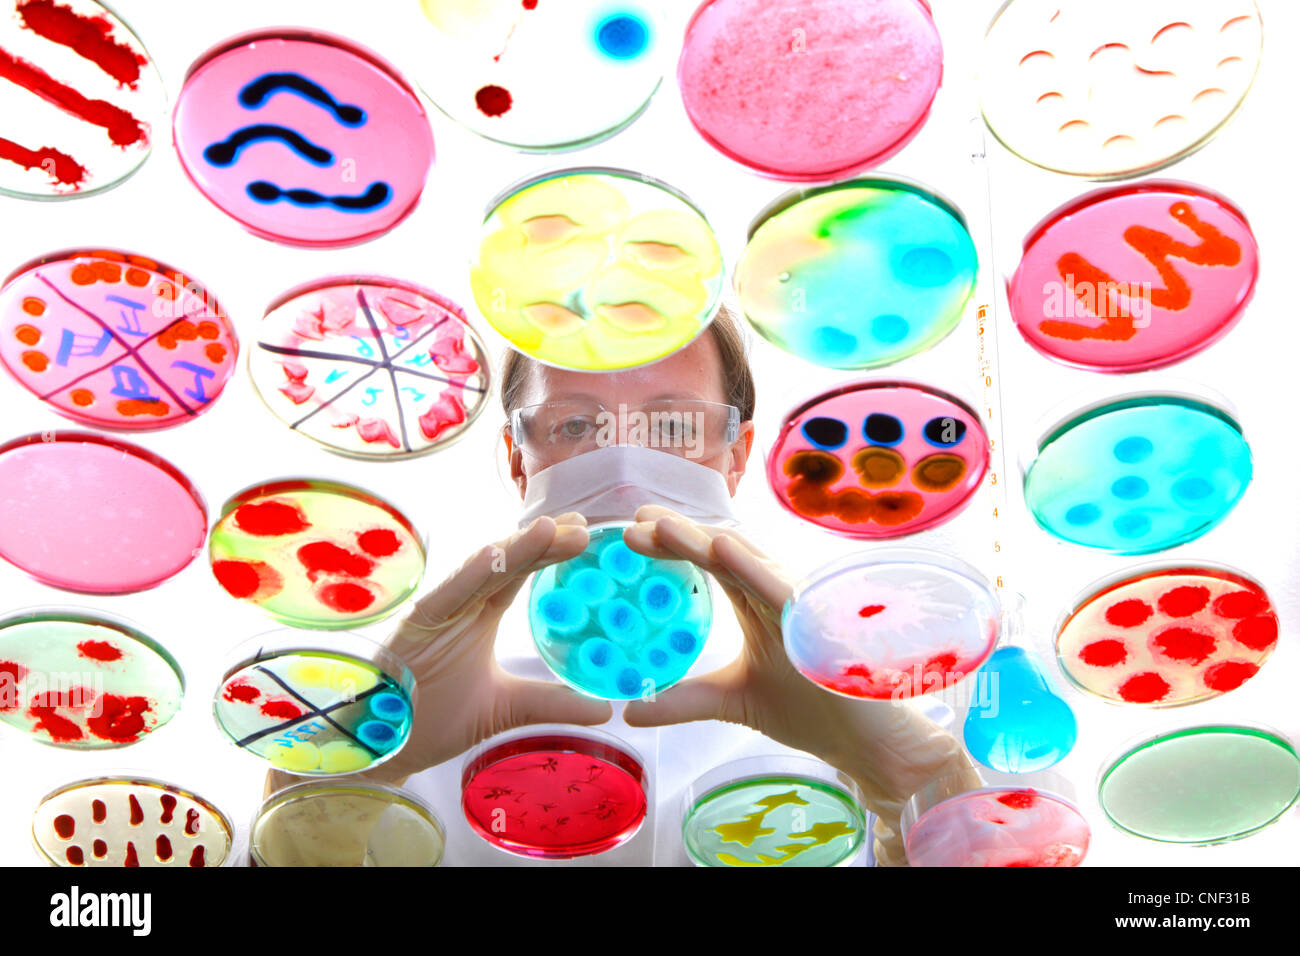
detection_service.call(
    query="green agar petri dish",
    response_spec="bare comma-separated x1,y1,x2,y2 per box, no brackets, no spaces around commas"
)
683,756,867,867
1098,725,1300,844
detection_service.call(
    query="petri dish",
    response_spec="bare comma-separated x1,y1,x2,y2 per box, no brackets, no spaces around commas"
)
251,780,445,867
903,770,1090,867
677,0,943,180
1056,563,1278,706
172,29,434,247
0,431,207,594
410,0,664,151
1098,724,1300,845
1022,389,1252,554
980,0,1263,179
736,179,977,369
1008,183,1259,372
209,479,426,629
461,726,648,860
783,549,1000,700
0,608,183,749
528,523,712,700
248,276,490,460
766,380,989,538
470,167,723,371
682,756,867,867
0,248,238,429
33,776,233,867
0,0,164,200
213,630,415,777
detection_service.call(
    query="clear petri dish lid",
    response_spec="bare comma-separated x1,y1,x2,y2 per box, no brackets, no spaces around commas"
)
250,778,445,867
1054,559,1278,707
1096,721,1300,846
460,724,649,860
681,754,867,867
212,628,416,778
208,476,428,630
782,547,1001,700
0,604,185,750
32,773,235,868
902,767,1090,867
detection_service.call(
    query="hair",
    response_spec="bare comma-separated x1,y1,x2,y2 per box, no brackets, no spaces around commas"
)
499,303,757,422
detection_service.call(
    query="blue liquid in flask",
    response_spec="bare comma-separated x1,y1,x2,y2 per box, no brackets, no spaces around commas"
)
963,647,1076,773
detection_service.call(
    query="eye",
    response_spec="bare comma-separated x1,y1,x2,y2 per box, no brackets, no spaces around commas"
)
924,416,967,448
555,416,597,441
864,413,904,447
802,417,848,450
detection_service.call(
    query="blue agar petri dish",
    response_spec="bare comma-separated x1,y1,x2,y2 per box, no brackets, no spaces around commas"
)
528,523,712,700
1022,390,1251,554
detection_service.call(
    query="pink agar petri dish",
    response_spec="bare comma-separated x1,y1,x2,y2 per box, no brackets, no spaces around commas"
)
462,727,648,860
677,0,943,180
1008,182,1259,372
0,432,206,594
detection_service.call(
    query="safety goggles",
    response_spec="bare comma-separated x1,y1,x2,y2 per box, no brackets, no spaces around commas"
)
510,400,741,462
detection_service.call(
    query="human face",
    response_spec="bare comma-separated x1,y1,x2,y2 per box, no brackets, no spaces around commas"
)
504,332,755,498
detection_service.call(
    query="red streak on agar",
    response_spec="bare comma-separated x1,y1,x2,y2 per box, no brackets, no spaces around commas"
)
53,814,75,839
92,840,106,858
1157,585,1210,618
66,846,84,865
124,841,139,867
76,640,122,662
358,528,401,557
319,581,376,613
297,541,374,579
128,794,143,826
185,809,200,836
1079,639,1127,667
1104,599,1152,628
92,800,106,823
260,700,302,720
160,794,177,824
17,0,147,85
156,835,172,862
0,136,86,185
28,706,83,742
858,604,885,618
189,846,205,867
0,48,145,146
233,500,310,536
222,680,260,703
996,791,1036,810
1118,671,1170,703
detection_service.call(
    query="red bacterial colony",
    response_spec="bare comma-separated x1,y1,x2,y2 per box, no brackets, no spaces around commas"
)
46,789,216,868
475,84,512,117
996,791,1036,810
233,501,311,536
75,640,122,662
1079,639,1126,667
1117,672,1170,703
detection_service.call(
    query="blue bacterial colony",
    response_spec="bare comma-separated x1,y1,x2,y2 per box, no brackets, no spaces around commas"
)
1023,396,1252,554
963,647,1077,774
528,525,711,700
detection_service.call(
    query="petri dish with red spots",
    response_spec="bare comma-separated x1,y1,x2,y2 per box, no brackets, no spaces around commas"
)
0,0,165,200
0,248,238,429
33,776,233,867
903,770,1090,867
677,0,943,180
248,276,491,460
410,0,664,151
213,630,415,777
0,607,183,749
208,478,426,629
173,29,434,247
0,432,207,594
462,726,648,859
1056,563,1278,707
782,549,1000,700
766,381,989,539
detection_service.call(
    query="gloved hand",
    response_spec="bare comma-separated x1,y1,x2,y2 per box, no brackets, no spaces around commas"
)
621,506,979,866
265,514,612,798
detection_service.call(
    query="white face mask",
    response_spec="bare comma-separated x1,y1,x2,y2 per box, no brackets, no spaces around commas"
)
518,444,738,528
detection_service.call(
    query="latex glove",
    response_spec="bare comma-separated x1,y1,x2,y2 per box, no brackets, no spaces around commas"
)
265,515,612,798
621,506,979,866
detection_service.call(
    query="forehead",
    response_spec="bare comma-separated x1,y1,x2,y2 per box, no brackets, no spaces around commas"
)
521,332,726,405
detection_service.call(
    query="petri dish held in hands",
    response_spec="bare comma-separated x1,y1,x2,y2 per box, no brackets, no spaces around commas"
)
783,549,1000,700
736,179,977,370
980,0,1263,180
529,523,711,701
462,726,648,860
767,380,989,539
1022,388,1252,555
0,608,183,749
410,0,664,151
0,248,238,429
682,756,867,867
677,0,943,180
1008,183,1259,372
0,432,206,594
471,167,723,371
213,630,415,777
1098,724,1300,845
1056,563,1278,707
173,30,434,247
249,277,490,460
0,0,165,199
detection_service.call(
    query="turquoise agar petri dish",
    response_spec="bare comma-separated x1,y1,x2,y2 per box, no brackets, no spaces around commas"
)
1023,391,1252,554
528,523,712,700
735,178,977,369
1098,724,1300,845
682,756,867,867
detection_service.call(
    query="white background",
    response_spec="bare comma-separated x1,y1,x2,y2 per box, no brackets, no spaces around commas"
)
0,0,1296,867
